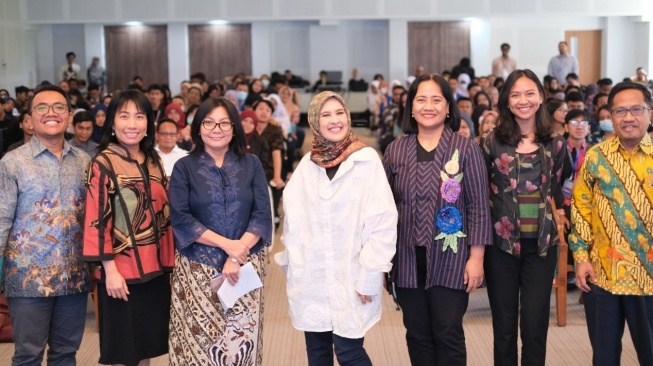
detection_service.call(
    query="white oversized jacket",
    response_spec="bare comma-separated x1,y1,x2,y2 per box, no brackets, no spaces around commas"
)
277,147,398,339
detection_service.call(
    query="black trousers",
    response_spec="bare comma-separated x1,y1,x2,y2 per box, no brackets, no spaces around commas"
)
395,246,469,366
484,239,557,366
585,283,653,366
304,331,372,366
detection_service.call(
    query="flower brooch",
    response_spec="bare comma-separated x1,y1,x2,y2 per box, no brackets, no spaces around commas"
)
435,149,466,253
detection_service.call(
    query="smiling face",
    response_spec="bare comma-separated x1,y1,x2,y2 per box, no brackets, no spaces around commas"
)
30,91,71,140
241,116,255,134
74,120,93,143
412,80,449,132
254,101,272,123
611,88,652,151
95,109,106,127
508,76,542,124
565,117,589,141
200,106,233,156
112,101,147,154
317,98,349,143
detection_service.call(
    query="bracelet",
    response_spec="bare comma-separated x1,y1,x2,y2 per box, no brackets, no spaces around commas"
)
230,258,238,264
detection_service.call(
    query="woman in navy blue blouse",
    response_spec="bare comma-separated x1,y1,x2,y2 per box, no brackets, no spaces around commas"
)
168,97,272,365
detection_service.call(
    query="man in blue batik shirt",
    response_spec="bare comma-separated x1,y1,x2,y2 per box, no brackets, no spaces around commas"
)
0,85,90,365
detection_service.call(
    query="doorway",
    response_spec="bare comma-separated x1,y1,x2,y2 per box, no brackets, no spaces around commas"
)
565,30,602,85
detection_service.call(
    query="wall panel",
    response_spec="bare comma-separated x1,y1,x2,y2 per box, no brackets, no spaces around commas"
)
188,24,251,82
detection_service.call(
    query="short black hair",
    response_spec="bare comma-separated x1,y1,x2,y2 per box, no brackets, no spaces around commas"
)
596,105,611,117
72,110,96,126
457,97,472,104
28,85,72,115
15,86,29,94
607,81,652,109
566,73,579,80
392,85,406,93
189,97,245,157
66,51,76,58
253,99,275,114
565,91,584,103
132,75,142,82
156,118,178,132
88,83,100,91
592,92,608,107
501,43,510,49
597,78,613,86
564,109,589,124
147,84,164,94
467,82,480,91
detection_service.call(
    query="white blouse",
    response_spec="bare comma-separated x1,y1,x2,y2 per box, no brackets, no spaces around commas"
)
277,147,398,339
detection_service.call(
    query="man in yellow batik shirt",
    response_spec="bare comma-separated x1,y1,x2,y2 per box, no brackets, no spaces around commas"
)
569,81,653,365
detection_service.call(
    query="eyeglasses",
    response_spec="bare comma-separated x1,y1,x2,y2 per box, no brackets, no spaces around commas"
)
202,120,233,131
611,105,650,118
32,103,68,116
568,120,589,127
157,132,177,138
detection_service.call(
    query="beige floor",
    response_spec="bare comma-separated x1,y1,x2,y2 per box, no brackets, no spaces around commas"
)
0,128,640,365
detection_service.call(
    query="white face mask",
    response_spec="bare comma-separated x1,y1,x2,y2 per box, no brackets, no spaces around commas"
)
380,87,388,95
599,119,614,132
261,79,270,88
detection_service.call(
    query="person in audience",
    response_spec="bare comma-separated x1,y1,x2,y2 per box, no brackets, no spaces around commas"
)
591,92,608,116
102,94,112,107
595,105,616,141
279,85,300,118
267,93,291,135
245,78,264,108
87,83,102,107
566,91,585,110
468,82,482,101
597,78,613,94
457,97,474,116
0,97,21,153
546,98,569,137
544,76,562,100
455,73,471,100
487,86,500,109
168,96,271,365
566,73,583,89
90,103,107,144
254,99,286,226
452,57,476,80
59,51,80,82
458,113,475,140
1,85,91,365
171,95,186,110
547,41,579,87
87,56,106,92
631,67,653,88
13,86,29,112
155,118,188,177
7,111,33,151
367,80,382,129
492,43,517,79
474,91,491,108
569,81,653,365
284,69,309,88
240,110,272,179
147,84,166,122
311,70,329,92
0,88,9,98
475,109,499,144
187,83,203,109
480,69,566,366
383,73,491,365
478,76,491,91
279,91,397,366
259,74,274,94
68,110,98,156
68,89,90,110
165,102,186,131
349,67,368,92
83,90,174,366
286,108,305,168
234,82,249,111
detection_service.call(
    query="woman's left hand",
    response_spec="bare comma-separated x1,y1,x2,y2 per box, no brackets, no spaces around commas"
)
356,292,372,304
223,258,241,285
464,257,484,293
558,215,571,233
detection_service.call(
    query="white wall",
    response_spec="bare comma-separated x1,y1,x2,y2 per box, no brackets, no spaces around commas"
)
167,23,189,96
52,24,85,82
604,16,645,82
0,0,38,92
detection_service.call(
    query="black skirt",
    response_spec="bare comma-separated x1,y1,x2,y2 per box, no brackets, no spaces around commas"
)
97,273,171,366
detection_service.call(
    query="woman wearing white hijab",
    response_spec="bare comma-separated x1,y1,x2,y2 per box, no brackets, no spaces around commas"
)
266,93,291,135
456,73,471,99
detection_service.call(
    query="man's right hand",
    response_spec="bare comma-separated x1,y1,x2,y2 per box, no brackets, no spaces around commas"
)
576,262,597,293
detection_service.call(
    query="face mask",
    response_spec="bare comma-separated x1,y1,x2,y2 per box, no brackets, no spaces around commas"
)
78,88,86,95
380,87,388,95
236,91,248,101
187,116,194,125
599,119,614,132
289,124,296,134
261,79,270,88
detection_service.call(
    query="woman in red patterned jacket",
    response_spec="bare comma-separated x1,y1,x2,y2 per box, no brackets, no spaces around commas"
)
83,89,174,366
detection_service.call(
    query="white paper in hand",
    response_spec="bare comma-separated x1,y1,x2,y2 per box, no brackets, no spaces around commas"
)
217,262,263,309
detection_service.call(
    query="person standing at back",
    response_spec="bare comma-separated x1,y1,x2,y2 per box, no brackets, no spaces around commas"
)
547,42,579,88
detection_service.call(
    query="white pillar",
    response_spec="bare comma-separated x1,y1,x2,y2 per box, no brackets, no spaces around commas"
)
388,19,408,82
167,23,189,96
251,21,272,78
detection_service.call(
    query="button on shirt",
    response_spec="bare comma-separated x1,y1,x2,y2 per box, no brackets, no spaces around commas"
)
0,137,91,297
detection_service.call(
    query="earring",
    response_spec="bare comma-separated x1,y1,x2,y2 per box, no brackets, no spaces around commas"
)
540,100,543,104
447,114,449,118
411,114,414,117
111,131,115,136
145,133,148,137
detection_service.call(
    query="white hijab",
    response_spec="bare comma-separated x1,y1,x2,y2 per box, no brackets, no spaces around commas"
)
457,73,471,98
367,80,381,112
267,94,291,135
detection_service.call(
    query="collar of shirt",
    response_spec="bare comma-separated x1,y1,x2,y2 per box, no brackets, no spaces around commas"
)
607,133,652,155
29,135,73,158
567,139,588,153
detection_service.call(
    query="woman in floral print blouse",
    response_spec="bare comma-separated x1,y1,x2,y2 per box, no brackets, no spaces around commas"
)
480,69,566,366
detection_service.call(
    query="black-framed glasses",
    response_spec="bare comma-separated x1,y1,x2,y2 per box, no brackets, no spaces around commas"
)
32,103,68,116
568,120,589,127
611,105,650,118
202,120,234,131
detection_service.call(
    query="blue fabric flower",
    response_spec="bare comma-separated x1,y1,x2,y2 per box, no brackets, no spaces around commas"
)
436,206,463,234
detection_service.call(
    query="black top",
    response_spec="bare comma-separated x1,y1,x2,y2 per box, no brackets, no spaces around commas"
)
416,141,436,162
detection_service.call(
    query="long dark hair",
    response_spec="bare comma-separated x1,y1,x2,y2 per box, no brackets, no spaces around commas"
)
189,97,246,157
97,89,158,162
495,69,552,146
402,73,460,134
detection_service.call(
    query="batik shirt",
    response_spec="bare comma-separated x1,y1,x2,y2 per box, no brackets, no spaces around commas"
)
569,134,653,295
0,137,90,297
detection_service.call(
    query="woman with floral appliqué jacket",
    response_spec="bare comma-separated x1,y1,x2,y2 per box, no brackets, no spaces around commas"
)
383,73,492,366
479,69,566,366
